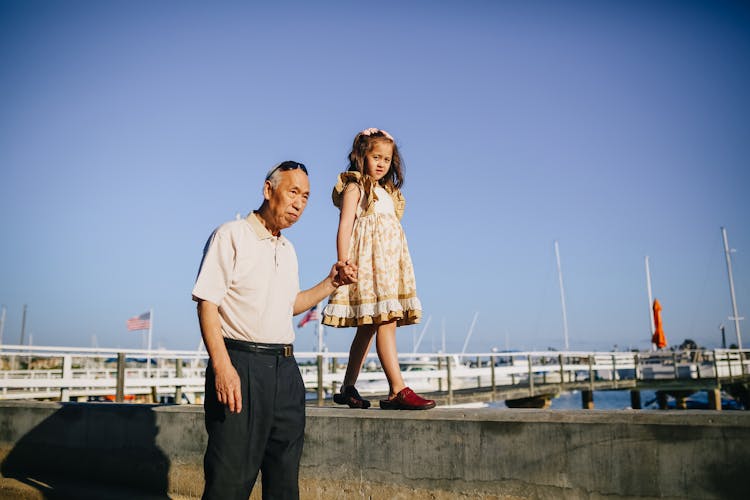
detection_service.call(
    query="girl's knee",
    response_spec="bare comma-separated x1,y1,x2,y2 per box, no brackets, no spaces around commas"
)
377,320,398,333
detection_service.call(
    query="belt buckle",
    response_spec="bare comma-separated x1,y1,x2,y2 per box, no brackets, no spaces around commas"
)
283,345,293,357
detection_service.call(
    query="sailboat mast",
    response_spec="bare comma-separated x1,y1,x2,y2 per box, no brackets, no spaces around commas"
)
441,319,446,353
412,316,432,354
460,312,479,358
554,241,570,350
721,227,743,349
19,304,27,345
0,305,5,346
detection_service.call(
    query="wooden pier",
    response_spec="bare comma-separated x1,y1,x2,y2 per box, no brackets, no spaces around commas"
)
1,345,749,410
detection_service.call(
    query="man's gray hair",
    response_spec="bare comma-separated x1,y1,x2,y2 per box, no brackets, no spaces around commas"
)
264,161,308,189
266,169,283,188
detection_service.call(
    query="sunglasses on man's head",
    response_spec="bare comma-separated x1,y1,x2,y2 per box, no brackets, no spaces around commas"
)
265,161,308,180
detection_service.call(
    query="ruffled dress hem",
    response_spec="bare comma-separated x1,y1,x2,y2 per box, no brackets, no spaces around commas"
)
322,310,421,327
323,296,422,327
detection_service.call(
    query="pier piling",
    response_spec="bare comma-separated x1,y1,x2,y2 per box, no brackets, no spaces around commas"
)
445,355,453,405
316,355,324,406
490,355,496,395
115,352,125,403
582,389,594,409
708,388,721,410
630,390,641,409
175,359,183,405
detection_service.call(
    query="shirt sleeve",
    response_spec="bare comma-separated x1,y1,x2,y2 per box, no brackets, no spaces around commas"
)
291,244,301,296
192,227,234,305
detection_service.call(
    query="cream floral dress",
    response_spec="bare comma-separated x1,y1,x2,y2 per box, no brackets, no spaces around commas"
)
323,172,422,327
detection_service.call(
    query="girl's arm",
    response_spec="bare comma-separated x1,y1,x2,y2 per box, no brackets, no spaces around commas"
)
336,183,360,262
293,182,361,314
292,261,356,315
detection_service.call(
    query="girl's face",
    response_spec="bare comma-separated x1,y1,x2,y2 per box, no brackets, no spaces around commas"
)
364,141,393,181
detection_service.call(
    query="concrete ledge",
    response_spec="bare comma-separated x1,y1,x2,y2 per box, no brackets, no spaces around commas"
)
1,402,749,499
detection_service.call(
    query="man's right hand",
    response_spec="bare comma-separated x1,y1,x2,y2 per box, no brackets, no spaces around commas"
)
213,362,242,414
197,300,243,414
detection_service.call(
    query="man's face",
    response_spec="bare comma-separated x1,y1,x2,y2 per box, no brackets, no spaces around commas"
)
263,169,310,232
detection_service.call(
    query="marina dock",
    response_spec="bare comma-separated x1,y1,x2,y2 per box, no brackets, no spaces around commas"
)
1,401,749,499
1,346,749,498
1,345,749,411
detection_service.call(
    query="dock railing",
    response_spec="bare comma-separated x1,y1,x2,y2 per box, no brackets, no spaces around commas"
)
1,345,749,405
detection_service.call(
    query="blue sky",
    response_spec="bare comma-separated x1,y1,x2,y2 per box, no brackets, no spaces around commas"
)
1,0,749,354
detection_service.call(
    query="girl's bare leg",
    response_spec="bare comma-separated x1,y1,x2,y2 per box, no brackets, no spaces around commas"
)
375,320,405,398
342,325,376,388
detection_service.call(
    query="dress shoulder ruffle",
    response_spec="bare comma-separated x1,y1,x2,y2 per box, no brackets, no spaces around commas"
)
331,171,405,220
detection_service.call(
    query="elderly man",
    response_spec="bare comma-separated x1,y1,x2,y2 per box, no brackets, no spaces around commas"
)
192,161,356,499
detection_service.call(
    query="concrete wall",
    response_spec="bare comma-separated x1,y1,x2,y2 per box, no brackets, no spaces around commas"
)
0,401,749,499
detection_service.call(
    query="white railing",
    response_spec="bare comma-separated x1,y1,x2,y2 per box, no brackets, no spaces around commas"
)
1,345,749,404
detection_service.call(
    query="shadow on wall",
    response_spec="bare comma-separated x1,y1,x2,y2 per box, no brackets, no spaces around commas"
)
1,403,170,499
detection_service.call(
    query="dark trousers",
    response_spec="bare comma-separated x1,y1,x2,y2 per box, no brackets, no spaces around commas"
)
202,344,305,500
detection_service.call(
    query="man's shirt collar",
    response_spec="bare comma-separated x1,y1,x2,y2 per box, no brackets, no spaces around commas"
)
247,211,277,240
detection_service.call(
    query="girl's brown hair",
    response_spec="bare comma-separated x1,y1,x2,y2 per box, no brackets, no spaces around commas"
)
347,129,404,190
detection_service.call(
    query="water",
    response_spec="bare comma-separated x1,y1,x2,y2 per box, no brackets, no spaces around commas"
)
487,389,744,410
551,390,659,410
488,390,657,410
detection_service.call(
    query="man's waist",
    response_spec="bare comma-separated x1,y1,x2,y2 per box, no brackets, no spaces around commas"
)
224,337,294,357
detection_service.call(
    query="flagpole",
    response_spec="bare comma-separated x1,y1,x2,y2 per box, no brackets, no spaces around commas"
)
316,301,324,353
147,308,153,378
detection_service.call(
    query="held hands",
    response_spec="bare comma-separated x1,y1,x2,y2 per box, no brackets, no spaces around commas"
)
331,260,358,287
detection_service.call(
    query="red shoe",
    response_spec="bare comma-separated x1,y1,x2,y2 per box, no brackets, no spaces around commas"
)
379,387,436,410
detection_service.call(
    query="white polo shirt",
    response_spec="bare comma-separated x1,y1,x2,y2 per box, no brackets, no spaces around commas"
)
192,212,299,344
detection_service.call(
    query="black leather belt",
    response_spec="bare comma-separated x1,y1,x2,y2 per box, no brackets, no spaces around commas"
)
224,338,294,357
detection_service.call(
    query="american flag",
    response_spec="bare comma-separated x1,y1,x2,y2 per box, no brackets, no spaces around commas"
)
127,311,151,331
297,305,320,328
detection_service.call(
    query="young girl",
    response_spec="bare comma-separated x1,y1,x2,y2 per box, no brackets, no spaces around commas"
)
323,128,435,410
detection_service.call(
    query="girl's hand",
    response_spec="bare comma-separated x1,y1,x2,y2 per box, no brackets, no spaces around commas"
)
341,260,358,284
